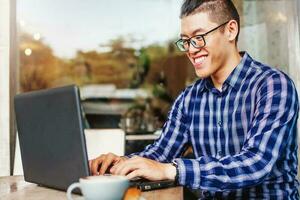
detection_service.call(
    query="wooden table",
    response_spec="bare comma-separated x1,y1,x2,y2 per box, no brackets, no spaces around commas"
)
0,176,183,200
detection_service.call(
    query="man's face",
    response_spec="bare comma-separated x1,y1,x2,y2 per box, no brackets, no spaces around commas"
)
180,12,229,78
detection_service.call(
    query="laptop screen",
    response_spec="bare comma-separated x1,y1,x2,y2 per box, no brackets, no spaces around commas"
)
14,85,90,191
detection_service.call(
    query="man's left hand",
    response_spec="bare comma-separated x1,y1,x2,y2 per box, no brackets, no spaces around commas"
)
110,156,176,181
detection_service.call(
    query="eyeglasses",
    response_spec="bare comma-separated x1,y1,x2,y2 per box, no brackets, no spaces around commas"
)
175,21,229,52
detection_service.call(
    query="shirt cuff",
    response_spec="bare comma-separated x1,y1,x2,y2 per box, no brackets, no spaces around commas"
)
174,158,201,189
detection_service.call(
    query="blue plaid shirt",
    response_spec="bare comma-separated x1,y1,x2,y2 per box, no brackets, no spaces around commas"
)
131,52,299,199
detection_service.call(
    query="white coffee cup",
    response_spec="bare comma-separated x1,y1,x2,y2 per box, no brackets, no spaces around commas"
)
66,175,129,200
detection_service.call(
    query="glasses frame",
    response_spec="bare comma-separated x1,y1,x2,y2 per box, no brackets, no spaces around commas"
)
175,21,230,52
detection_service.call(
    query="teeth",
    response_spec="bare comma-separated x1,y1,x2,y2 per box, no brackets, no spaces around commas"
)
194,56,207,64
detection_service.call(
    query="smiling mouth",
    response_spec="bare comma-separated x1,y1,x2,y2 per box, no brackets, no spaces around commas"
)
193,55,207,67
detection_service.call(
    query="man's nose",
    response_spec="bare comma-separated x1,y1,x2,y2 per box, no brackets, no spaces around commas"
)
188,43,200,54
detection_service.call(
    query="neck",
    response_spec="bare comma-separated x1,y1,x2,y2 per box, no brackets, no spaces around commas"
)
211,50,242,91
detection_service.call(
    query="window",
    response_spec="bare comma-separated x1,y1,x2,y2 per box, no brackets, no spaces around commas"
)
17,0,300,129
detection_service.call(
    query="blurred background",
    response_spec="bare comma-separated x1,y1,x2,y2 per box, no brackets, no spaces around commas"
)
0,0,300,176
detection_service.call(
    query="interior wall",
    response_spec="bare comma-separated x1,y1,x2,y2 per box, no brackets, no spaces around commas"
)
0,0,11,176
286,0,300,141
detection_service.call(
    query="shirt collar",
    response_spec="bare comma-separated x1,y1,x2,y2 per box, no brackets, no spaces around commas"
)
197,77,212,93
224,51,253,91
197,52,253,93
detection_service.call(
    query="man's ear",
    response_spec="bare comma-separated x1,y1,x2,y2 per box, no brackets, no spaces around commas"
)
226,20,239,42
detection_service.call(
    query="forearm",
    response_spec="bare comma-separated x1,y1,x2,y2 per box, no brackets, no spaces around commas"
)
174,151,270,191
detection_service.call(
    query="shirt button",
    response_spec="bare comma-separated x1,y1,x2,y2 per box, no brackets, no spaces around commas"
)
218,151,224,157
218,121,223,127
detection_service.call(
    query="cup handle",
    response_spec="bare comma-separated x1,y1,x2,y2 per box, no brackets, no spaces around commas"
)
66,182,81,200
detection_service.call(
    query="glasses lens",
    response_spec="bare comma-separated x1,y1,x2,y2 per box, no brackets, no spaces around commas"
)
176,40,188,52
191,35,205,48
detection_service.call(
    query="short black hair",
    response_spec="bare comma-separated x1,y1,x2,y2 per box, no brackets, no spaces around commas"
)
180,0,240,42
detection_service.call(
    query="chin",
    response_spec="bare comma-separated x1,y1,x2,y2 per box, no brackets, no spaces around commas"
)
195,69,211,78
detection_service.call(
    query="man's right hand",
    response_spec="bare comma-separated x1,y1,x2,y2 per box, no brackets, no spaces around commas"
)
89,153,127,175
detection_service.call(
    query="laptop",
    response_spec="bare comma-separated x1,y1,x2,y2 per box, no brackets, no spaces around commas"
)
14,85,175,192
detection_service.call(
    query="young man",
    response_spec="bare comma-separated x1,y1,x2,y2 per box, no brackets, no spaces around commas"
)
90,0,299,198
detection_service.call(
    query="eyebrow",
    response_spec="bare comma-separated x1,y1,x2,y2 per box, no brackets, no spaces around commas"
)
180,27,207,38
